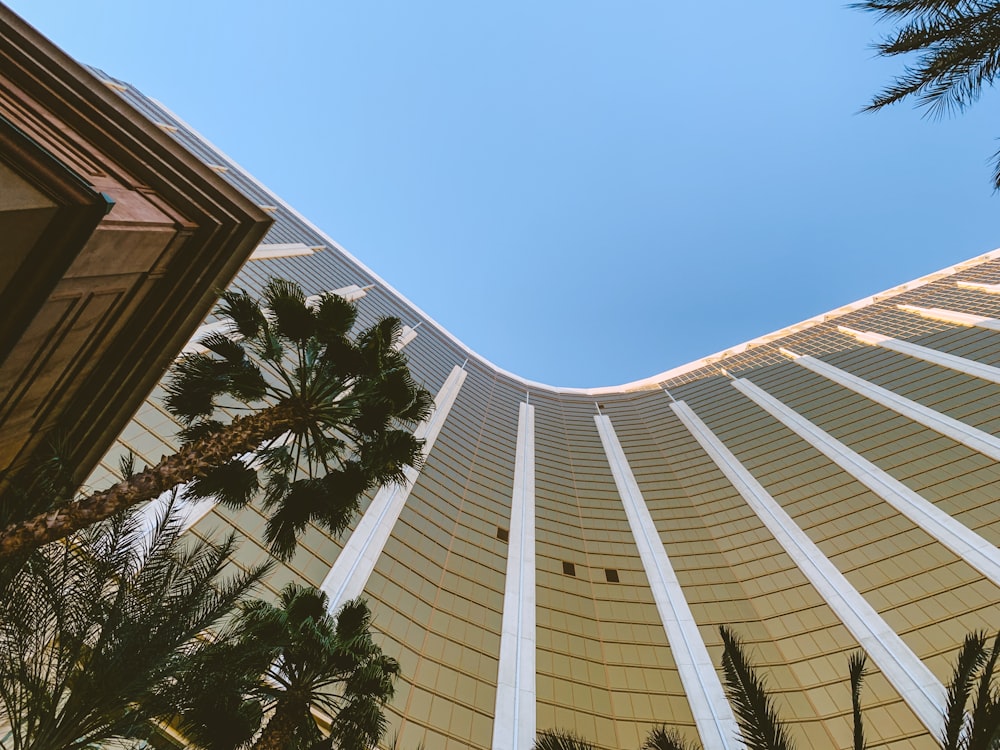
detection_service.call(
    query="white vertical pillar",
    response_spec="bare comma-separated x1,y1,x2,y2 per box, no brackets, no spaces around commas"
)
594,414,740,750
397,324,418,349
320,365,467,611
249,242,321,260
670,400,947,737
957,281,1000,295
897,304,1000,332
492,402,536,750
838,326,1000,385
780,349,1000,463
731,376,1000,590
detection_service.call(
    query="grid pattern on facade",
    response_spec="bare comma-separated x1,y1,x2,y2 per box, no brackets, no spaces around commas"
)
725,362,1000,680
363,370,518,750
531,393,692,750
606,388,932,749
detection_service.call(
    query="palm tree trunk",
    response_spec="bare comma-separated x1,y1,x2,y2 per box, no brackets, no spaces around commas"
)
252,699,308,750
0,402,300,561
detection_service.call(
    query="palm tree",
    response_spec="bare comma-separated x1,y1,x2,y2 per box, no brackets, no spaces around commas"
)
855,0,1000,187
0,491,268,750
719,625,796,750
0,278,433,561
223,584,400,750
847,652,868,750
940,631,1000,750
144,632,271,750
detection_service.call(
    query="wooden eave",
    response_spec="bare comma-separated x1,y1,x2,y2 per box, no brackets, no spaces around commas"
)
0,5,273,488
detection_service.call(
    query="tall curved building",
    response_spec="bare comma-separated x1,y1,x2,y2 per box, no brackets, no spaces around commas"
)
83,74,1000,750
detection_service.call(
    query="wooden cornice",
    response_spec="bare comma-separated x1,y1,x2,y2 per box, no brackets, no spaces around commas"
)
0,3,273,490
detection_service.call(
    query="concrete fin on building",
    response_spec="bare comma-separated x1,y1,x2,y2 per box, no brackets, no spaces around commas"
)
730,376,1000,592
957,281,1000,295
249,242,323,260
838,326,1000,385
779,348,1000,463
319,365,468,612
671,399,947,736
897,304,1000,332
595,413,740,750
493,402,537,750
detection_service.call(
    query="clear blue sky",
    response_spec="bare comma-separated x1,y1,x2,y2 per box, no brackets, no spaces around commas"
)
9,1,1000,387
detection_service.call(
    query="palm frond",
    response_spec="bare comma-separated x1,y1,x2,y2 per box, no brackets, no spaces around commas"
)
719,625,796,750
214,588,398,750
855,0,1000,187
361,429,423,479
0,497,267,750
356,318,404,374
847,652,868,750
313,466,366,536
393,380,434,425
642,725,702,750
262,478,327,560
313,293,357,341
264,277,315,343
199,331,247,363
943,631,989,749
966,631,1000,750
186,459,260,509
163,354,232,424
218,289,266,339
533,729,598,750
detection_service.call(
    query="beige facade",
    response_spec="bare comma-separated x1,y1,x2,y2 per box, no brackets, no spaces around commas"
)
84,79,1000,750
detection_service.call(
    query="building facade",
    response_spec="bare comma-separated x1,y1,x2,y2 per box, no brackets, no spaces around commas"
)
84,78,1000,750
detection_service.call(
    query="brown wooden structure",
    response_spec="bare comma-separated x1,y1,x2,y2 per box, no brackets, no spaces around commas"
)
0,5,272,489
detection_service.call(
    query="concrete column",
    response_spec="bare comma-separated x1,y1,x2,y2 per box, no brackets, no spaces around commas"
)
492,402,537,750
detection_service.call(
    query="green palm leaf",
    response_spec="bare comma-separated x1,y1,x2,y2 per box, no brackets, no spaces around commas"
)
313,293,357,342
264,277,315,342
643,725,703,750
856,0,1000,187
960,631,1000,750
943,631,989,750
186,458,259,509
0,493,268,750
719,625,796,750
218,289,266,338
201,585,400,750
533,729,598,750
847,652,868,750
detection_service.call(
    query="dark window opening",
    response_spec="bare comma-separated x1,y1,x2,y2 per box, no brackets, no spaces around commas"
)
605,568,619,583
562,561,576,576
497,527,509,542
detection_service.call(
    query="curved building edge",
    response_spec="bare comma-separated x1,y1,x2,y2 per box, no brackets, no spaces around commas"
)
120,80,1000,396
